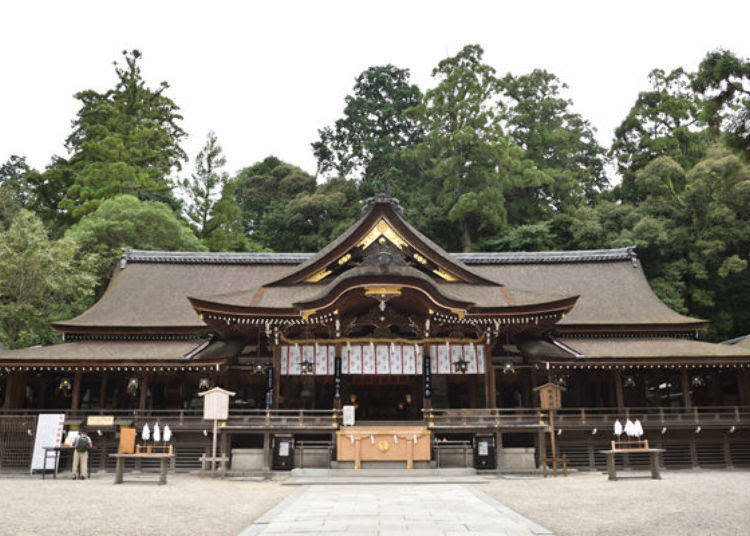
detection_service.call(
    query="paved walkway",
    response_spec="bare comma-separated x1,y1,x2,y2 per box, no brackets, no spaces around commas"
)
240,483,553,535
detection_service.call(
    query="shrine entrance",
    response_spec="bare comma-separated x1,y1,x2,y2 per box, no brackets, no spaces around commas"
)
345,375,422,421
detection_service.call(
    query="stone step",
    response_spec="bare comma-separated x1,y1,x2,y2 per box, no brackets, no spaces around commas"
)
281,475,489,485
290,467,477,477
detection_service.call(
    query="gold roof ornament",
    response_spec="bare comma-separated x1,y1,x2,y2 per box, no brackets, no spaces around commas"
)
357,219,408,250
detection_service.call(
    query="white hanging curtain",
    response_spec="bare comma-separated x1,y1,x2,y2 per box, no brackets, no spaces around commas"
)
279,343,484,375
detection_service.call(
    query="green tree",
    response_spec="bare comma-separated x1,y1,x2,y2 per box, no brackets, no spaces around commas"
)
407,44,547,251
692,49,750,158
610,68,707,201
0,155,33,227
181,131,228,237
0,210,96,348
202,182,261,252
500,70,607,209
313,65,424,190
58,50,186,219
573,149,750,340
257,176,360,251
65,194,204,292
231,157,317,236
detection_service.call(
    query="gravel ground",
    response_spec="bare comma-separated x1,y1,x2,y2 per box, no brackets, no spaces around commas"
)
0,473,291,536
2,470,749,535
483,469,750,536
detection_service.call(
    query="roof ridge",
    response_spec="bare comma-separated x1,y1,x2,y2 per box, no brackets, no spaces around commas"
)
120,246,638,266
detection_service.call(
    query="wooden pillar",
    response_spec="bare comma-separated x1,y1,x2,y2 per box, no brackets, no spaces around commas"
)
422,343,432,411
613,370,624,409
38,376,48,410
71,371,83,412
485,345,496,408
262,432,271,471
738,370,750,406
2,373,19,409
333,346,342,411
521,370,532,407
99,373,108,410
536,427,546,469
139,374,150,412
272,345,281,409
709,369,723,406
681,369,692,408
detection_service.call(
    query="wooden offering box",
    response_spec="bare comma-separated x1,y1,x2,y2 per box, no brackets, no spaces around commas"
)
135,444,174,456
611,439,649,452
337,425,431,469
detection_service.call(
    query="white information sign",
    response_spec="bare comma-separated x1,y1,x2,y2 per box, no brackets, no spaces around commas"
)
30,413,65,472
342,405,356,426
199,387,235,421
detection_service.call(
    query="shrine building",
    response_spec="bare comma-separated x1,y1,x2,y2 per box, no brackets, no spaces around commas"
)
2,193,750,472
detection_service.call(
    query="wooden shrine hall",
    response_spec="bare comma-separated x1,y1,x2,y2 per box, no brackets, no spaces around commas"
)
2,192,750,473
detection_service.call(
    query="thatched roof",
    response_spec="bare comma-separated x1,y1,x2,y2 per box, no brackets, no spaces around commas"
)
51,246,703,334
0,340,209,363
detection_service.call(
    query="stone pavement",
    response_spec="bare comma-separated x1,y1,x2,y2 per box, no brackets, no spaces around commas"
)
240,483,553,536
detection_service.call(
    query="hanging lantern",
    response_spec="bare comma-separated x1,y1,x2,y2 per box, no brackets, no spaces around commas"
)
453,358,468,373
623,375,636,388
198,377,211,390
57,378,72,397
126,377,139,396
300,360,314,375
691,375,705,387
502,359,515,375
253,363,265,374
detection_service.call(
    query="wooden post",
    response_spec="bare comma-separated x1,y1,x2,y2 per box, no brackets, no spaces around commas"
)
485,346,496,408
613,369,624,409
681,369,692,408
38,376,48,410
333,349,342,411
549,409,557,474
738,370,750,406
262,432,271,471
537,427,546,469
422,343,432,411
139,374,150,413
99,373,108,410
2,374,15,409
211,419,218,472
272,345,281,409
71,371,83,412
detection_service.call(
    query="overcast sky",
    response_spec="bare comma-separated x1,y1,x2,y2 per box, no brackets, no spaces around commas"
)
2,1,749,179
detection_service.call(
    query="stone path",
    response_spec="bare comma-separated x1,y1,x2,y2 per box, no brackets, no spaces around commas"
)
240,483,553,535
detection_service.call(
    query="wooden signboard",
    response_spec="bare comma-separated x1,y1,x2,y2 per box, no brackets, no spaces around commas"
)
118,427,136,454
198,387,236,472
533,382,564,410
87,415,115,427
198,387,236,421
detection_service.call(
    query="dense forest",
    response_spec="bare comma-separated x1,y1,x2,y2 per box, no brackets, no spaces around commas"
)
1,46,749,349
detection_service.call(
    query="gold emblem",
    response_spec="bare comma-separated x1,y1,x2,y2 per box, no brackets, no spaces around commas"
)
376,440,390,452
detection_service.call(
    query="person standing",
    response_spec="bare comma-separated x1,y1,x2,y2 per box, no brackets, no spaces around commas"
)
72,429,93,480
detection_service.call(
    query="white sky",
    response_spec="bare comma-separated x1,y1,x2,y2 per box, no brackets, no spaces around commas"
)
1,1,749,179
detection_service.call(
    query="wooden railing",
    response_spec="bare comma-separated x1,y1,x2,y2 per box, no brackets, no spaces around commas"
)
1,406,749,430
422,406,750,429
0,408,341,430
